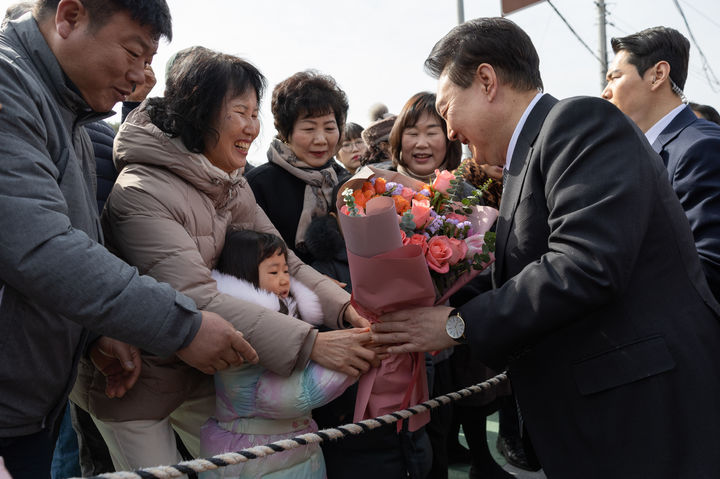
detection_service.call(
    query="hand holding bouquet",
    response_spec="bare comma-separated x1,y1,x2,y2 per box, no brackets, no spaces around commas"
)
336,166,497,431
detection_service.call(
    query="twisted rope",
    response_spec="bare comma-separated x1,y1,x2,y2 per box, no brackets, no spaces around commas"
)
81,372,508,479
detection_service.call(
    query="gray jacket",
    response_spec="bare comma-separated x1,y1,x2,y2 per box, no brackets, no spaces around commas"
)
0,14,201,437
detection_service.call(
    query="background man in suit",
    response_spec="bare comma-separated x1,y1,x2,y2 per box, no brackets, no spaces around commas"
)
602,26,720,302
372,17,720,478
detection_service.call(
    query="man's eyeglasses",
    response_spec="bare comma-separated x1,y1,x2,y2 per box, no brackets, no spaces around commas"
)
340,139,366,151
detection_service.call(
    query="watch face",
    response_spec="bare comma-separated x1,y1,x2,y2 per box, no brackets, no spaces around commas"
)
446,315,465,339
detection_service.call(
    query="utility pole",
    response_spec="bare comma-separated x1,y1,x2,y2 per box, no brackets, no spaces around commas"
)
457,0,465,24
597,0,608,91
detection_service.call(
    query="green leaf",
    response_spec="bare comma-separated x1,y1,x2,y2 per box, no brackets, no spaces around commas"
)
400,212,416,235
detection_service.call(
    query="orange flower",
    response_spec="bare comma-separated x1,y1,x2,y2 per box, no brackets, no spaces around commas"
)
393,195,410,214
362,181,375,193
374,177,387,194
353,189,373,209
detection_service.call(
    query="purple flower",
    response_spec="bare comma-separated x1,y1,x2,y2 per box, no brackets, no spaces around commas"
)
427,217,444,234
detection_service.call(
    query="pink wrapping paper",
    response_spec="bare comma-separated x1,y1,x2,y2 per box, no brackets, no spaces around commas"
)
337,166,497,432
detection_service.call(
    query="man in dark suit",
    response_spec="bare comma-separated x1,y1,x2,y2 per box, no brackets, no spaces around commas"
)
372,17,720,478
602,26,720,302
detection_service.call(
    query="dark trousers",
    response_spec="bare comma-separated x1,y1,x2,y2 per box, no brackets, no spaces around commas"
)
323,421,432,479
0,429,55,479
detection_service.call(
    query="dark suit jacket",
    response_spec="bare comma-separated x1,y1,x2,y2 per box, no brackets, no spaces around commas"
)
458,95,720,478
653,105,720,301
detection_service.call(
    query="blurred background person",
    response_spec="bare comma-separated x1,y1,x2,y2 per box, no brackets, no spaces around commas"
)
689,101,720,125
360,114,396,167
336,122,367,175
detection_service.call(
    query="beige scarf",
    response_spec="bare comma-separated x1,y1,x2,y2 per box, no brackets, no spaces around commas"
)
397,162,446,184
267,138,338,250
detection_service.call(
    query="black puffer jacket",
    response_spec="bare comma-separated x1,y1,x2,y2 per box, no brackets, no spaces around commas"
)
304,215,351,293
85,120,116,214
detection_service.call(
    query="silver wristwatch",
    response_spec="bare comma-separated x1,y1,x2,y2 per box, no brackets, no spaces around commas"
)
445,309,466,343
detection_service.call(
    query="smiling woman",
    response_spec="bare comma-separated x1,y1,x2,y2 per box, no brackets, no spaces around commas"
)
387,91,462,183
71,47,372,472
246,70,349,264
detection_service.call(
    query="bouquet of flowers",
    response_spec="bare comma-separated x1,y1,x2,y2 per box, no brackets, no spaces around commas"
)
336,165,497,431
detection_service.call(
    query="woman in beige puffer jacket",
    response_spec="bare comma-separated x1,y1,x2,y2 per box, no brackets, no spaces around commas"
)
72,47,375,473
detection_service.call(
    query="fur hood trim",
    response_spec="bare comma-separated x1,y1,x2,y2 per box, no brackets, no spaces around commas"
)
211,271,323,326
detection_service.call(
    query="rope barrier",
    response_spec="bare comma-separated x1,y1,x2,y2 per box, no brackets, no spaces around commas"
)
79,371,508,479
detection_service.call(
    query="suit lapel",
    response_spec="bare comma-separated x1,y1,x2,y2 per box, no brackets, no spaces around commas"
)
493,94,558,285
652,105,696,153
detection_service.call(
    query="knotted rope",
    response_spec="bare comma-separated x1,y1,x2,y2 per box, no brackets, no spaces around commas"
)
80,371,508,479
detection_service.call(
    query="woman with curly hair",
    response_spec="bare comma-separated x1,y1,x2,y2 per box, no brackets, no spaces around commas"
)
246,70,349,264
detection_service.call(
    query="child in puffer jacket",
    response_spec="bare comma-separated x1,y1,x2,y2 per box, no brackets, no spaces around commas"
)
200,229,355,478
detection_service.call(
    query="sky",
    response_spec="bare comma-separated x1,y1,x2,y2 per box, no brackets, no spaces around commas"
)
3,0,719,166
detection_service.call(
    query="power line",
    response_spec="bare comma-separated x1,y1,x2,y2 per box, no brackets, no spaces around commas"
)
605,19,630,35
546,0,604,65
679,0,720,31
603,2,637,36
672,0,720,93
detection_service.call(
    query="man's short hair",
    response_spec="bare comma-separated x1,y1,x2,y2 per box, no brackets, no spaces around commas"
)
34,0,172,41
610,27,689,90
424,17,543,92
689,102,720,125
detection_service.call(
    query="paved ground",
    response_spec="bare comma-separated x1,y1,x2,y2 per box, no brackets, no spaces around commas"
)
448,412,547,479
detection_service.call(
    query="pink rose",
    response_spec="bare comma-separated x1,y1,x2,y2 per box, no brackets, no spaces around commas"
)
447,237,469,265
432,169,455,194
400,230,409,245
464,234,486,256
401,187,415,201
411,198,431,229
426,236,453,273
408,234,429,255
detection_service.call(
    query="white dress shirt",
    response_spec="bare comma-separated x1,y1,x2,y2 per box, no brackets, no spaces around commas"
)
645,104,685,152
505,92,545,174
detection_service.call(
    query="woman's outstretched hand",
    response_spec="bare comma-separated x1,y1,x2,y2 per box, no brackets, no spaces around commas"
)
311,328,378,377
